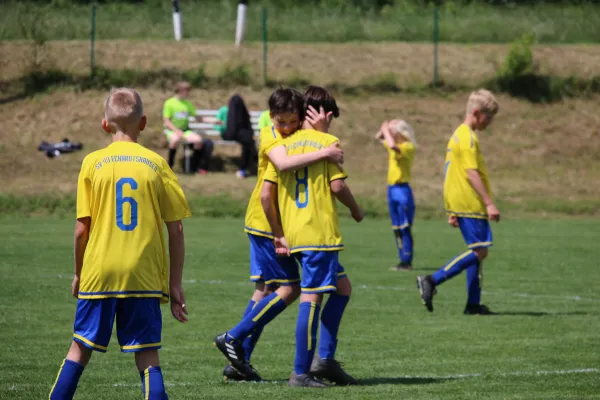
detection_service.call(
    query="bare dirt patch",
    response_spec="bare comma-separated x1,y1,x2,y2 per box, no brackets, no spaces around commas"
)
2,87,599,215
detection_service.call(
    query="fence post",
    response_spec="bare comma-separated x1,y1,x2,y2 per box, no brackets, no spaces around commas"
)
90,4,96,78
433,7,439,87
172,0,182,41
235,0,248,46
262,6,267,84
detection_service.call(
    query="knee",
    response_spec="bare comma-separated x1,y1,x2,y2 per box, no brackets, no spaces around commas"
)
278,284,300,305
252,282,271,302
473,248,488,261
336,277,352,297
68,340,93,366
168,136,181,148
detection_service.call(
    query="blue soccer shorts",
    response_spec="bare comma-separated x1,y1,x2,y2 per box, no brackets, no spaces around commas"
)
73,298,162,353
248,233,300,287
294,251,347,294
458,217,493,249
387,183,415,230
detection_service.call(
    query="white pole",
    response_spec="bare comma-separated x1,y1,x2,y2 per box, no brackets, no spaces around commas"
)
235,0,248,46
172,0,182,41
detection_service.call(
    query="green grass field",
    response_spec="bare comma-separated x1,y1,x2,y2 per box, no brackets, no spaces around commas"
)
1,216,599,399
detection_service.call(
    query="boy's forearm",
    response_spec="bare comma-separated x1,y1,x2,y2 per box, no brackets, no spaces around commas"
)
167,221,185,287
268,146,330,172
467,169,493,205
73,219,90,276
163,118,180,132
261,184,285,238
332,182,361,214
382,128,400,152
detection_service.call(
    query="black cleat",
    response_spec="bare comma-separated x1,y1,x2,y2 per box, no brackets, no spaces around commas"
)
416,275,435,312
390,263,413,272
223,365,244,382
288,372,328,388
213,333,246,370
464,304,497,315
222,364,263,382
310,355,357,385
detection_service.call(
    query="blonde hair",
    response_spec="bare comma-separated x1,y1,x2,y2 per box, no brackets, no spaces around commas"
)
466,89,499,116
389,119,417,147
104,88,144,132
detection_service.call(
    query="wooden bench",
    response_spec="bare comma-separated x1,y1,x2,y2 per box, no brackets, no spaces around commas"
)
164,109,264,173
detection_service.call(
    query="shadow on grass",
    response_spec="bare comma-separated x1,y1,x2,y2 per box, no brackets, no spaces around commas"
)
359,376,453,386
496,311,591,317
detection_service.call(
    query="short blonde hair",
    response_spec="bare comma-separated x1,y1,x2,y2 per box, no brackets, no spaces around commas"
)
104,88,144,132
466,89,499,116
389,119,417,147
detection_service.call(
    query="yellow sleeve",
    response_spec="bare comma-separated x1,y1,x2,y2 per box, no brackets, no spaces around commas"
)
459,136,479,170
162,100,172,119
76,157,93,219
328,162,348,182
159,161,192,222
261,128,281,156
263,161,279,183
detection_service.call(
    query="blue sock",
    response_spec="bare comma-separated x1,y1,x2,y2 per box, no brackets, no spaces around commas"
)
228,293,286,341
318,294,350,360
242,299,256,318
140,366,168,400
49,359,84,400
466,262,481,305
294,301,321,375
432,250,479,285
399,227,413,265
240,300,263,362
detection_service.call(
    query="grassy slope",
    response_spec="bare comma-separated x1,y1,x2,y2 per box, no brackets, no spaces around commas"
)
1,86,599,217
3,40,600,84
2,2,600,43
1,217,599,399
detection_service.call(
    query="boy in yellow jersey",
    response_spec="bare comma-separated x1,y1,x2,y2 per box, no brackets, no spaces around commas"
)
417,89,500,315
376,119,417,271
214,87,343,381
261,113,364,388
49,88,191,400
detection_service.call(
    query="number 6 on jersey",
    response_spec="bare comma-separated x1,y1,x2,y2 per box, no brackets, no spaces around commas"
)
295,167,309,209
116,177,138,231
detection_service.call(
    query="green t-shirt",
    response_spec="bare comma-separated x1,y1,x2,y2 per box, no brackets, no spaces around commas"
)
215,106,228,135
163,97,195,131
258,110,271,130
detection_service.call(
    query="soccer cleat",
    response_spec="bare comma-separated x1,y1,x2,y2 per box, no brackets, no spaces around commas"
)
288,372,329,388
390,263,413,272
464,304,497,315
416,275,435,312
213,333,246,370
222,364,263,382
310,355,357,386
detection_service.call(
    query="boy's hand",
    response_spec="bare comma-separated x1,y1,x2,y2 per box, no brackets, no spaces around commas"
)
170,285,188,323
306,105,333,133
175,129,185,137
71,275,80,298
325,143,344,165
487,204,501,222
274,237,291,256
448,215,459,228
352,207,364,223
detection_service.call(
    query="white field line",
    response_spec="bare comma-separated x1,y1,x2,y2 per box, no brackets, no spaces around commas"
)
6,368,598,390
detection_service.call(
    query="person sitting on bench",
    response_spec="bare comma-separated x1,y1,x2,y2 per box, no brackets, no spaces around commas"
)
163,81,214,174
217,94,259,179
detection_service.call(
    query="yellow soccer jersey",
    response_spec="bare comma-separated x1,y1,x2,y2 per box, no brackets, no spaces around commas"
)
244,126,284,238
263,129,348,253
443,124,492,219
76,142,191,303
385,141,415,185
